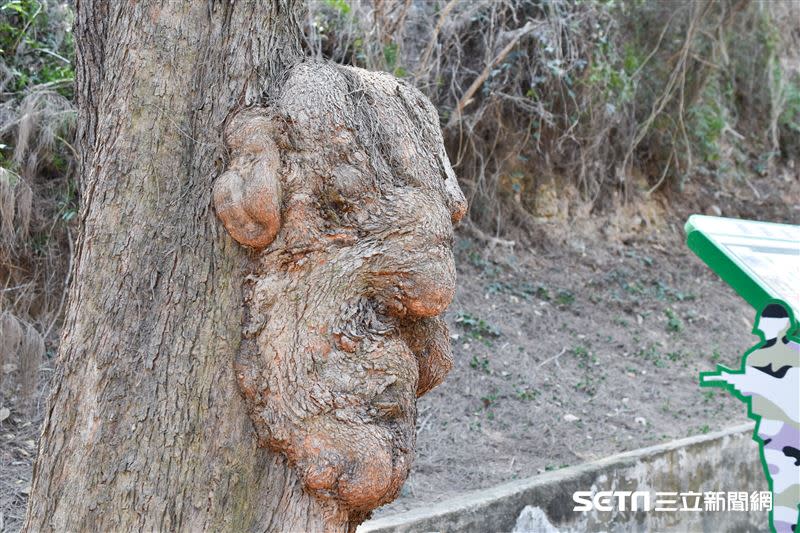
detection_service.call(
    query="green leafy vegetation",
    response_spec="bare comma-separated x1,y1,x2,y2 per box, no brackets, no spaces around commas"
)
456,312,501,343
1,0,74,95
555,290,576,307
665,309,684,333
469,355,491,374
514,386,539,401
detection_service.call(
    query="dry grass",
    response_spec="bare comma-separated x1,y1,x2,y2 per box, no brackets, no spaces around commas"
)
0,311,43,404
1,1,76,411
304,0,800,236
0,91,75,405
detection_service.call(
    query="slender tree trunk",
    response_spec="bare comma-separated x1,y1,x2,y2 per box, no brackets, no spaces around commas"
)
23,2,339,530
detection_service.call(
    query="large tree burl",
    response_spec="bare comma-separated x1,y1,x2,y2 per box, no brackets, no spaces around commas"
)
213,61,466,526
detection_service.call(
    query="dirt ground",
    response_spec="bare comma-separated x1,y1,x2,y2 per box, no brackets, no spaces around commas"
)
374,170,800,518
1,170,798,530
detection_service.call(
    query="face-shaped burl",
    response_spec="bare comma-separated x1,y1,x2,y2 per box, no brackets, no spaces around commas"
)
214,62,466,521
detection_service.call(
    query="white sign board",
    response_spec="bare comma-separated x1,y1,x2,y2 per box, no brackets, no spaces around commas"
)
685,215,800,316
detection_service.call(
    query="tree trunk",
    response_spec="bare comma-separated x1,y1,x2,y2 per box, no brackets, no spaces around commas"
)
22,2,339,531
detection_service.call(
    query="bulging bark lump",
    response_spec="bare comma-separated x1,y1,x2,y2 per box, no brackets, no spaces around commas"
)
213,61,467,526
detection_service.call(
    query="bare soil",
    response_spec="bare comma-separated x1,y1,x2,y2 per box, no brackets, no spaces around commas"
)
1,170,798,530
374,171,800,517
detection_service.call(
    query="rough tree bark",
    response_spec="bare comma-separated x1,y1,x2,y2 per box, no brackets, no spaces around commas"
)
24,1,316,531
24,1,466,532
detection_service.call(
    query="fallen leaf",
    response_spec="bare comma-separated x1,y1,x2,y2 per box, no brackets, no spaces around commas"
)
0,407,10,422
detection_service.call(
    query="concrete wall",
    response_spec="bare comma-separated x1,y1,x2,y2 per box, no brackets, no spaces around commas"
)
359,423,769,533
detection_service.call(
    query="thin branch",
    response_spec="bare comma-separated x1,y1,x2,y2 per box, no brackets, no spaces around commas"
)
445,21,536,130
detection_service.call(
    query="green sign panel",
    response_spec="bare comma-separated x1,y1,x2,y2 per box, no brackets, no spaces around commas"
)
685,215,800,315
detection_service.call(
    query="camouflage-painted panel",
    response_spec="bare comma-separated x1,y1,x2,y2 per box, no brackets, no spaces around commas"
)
701,303,800,533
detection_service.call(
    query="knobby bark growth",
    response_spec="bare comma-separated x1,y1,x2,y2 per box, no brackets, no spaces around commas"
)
25,1,465,532
214,63,466,527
